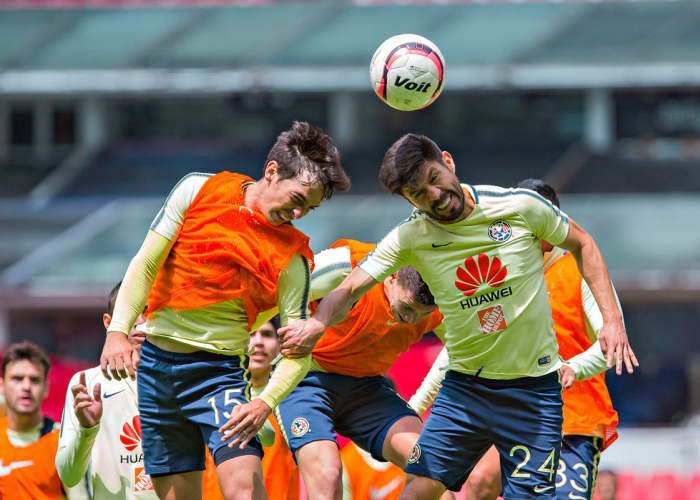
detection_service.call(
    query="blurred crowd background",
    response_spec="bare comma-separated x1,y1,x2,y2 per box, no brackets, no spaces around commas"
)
0,0,698,497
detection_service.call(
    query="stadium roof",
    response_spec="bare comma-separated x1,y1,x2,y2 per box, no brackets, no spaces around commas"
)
1,1,700,94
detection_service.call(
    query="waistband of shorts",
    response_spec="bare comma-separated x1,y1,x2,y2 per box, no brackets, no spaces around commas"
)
445,369,560,388
142,339,242,364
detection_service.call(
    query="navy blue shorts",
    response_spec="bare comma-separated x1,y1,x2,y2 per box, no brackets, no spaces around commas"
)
137,340,263,477
275,371,418,461
554,435,602,500
405,370,563,498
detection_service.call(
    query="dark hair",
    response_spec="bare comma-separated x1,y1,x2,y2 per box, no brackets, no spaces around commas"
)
514,178,560,208
266,121,351,200
1,340,51,379
396,266,435,307
268,314,281,334
380,134,445,195
107,280,122,317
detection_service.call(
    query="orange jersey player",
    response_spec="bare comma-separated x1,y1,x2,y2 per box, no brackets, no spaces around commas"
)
341,441,406,500
0,341,88,500
100,122,350,500
275,239,449,499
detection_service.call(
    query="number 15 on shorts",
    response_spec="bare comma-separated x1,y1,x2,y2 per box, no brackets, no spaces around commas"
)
208,389,242,425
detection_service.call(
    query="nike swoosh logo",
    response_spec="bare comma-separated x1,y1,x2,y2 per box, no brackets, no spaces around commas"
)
369,477,404,499
104,389,126,399
533,485,554,493
386,320,398,326
0,460,34,477
431,242,452,248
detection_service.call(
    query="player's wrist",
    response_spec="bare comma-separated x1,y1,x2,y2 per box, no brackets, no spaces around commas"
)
106,329,129,337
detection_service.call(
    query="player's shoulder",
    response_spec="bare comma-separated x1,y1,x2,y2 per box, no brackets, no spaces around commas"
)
474,184,536,204
475,184,558,215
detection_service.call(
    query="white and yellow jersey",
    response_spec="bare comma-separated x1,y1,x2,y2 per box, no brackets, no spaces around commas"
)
359,184,570,380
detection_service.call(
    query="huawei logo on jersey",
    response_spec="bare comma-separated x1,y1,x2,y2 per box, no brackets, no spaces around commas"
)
120,416,142,451
455,254,507,296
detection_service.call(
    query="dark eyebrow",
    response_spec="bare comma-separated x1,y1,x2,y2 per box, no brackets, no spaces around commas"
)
294,191,321,209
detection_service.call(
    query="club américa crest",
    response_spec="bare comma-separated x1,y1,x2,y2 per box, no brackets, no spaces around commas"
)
488,220,512,243
408,444,421,464
291,417,310,437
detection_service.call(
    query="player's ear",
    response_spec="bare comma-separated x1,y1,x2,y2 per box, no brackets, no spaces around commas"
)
103,313,111,330
263,161,279,182
442,152,455,173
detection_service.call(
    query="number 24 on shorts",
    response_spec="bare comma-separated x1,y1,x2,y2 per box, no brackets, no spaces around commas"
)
510,444,557,481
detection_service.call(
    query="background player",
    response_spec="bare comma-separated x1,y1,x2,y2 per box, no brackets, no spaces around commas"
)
270,238,451,500
247,315,300,500
56,282,224,499
280,134,636,500
0,340,88,500
100,121,350,500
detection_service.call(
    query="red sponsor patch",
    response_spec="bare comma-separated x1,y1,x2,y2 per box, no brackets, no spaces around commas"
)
477,305,507,335
134,467,154,492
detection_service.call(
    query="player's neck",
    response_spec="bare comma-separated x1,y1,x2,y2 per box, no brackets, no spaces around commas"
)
242,180,263,212
250,369,272,389
7,410,42,433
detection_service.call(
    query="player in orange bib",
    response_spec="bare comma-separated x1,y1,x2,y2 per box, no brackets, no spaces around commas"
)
99,122,350,500
341,441,406,500
0,341,88,500
445,179,622,500
275,238,450,500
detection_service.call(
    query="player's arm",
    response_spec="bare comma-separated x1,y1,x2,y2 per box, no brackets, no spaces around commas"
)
562,279,625,387
408,340,449,415
100,230,174,380
248,245,353,330
101,174,206,380
279,227,407,352
558,218,638,375
278,265,378,357
219,253,313,449
56,372,99,489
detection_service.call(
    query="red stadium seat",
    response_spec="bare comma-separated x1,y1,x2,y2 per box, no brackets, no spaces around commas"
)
615,471,649,500
687,473,700,500
648,471,688,500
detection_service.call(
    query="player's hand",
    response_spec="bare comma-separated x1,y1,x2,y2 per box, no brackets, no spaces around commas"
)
219,399,272,450
277,318,326,358
71,372,103,428
100,331,139,381
560,364,576,389
598,320,639,376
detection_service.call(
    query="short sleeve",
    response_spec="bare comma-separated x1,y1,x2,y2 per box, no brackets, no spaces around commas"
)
310,246,353,301
277,253,312,327
515,190,570,246
150,173,212,240
357,221,411,283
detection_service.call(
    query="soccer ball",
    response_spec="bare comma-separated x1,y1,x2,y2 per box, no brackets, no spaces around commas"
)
369,34,445,112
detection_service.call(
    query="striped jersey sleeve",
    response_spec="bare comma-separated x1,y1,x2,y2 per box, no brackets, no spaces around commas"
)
150,173,212,240
277,253,312,327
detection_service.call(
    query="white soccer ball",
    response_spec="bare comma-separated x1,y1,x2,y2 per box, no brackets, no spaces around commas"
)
369,34,446,112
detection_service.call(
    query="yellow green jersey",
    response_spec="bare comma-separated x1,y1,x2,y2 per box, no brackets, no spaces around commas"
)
358,184,570,380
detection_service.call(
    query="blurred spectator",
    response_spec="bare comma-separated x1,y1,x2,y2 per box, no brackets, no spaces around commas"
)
0,340,88,499
595,470,618,500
